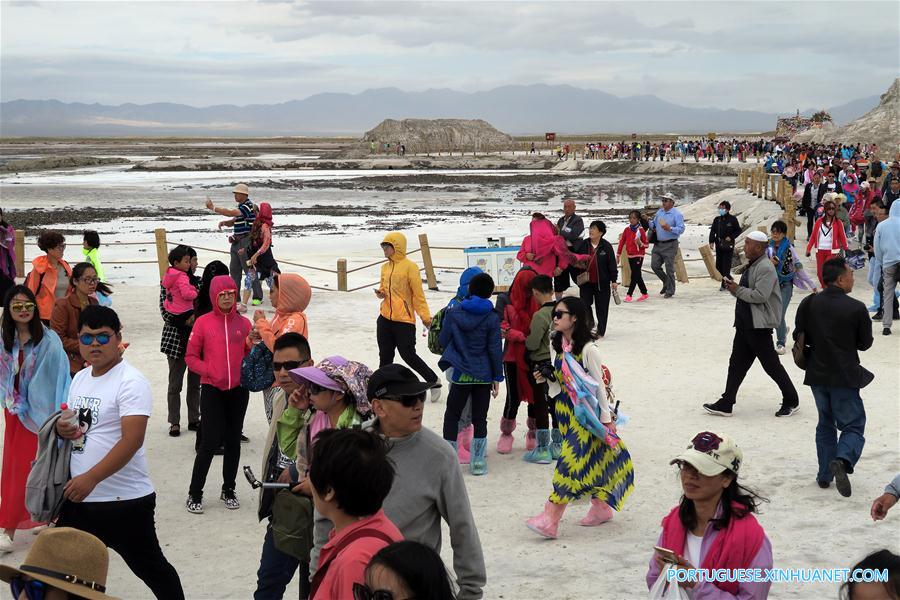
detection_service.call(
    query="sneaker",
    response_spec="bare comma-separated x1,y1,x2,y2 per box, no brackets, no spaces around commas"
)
829,459,852,498
624,295,633,303
251,299,262,306
429,386,442,403
702,400,733,417
775,403,799,417
221,489,240,510
0,533,13,554
884,328,892,336
186,495,204,514
775,344,786,355
636,294,649,302
240,433,250,443
872,311,883,321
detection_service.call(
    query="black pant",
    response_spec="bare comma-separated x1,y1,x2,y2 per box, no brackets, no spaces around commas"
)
443,383,491,439
376,316,438,383
579,282,611,336
527,365,556,429
720,329,799,407
502,362,522,420
715,247,734,282
167,357,200,426
190,384,250,497
627,257,648,296
806,211,815,238
57,493,184,600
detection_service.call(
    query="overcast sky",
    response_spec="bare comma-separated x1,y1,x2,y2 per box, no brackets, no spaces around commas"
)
2,0,898,112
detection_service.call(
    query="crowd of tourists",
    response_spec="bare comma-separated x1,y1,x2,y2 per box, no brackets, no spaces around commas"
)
0,177,897,600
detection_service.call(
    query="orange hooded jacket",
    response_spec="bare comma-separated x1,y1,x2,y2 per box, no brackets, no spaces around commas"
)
255,273,311,351
25,255,72,320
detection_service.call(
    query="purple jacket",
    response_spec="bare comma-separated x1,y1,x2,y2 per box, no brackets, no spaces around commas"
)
646,504,773,599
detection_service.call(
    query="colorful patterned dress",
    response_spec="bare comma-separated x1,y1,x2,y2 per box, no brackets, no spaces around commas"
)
549,349,634,510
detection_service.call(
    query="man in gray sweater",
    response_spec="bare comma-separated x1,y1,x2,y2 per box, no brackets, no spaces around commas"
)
703,231,800,418
312,364,486,599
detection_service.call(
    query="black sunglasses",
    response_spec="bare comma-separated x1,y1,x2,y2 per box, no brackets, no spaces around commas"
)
380,391,427,407
272,359,310,372
552,310,572,320
308,382,333,395
353,582,396,600
10,577,46,600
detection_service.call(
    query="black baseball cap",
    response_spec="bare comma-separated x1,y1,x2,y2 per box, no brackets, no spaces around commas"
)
367,364,436,399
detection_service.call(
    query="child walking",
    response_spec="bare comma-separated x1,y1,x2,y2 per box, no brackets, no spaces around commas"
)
523,275,562,463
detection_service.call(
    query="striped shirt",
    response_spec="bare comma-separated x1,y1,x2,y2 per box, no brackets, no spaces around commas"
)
234,200,256,236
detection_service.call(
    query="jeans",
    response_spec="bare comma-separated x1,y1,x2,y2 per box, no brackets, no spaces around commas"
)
720,329,799,407
254,524,310,600
443,383,491,439
57,493,184,600
811,386,866,484
230,235,263,302
651,240,678,295
376,316,438,383
166,357,200,426
776,281,794,346
189,385,250,498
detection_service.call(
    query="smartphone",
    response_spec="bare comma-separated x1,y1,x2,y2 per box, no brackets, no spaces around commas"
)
718,271,733,282
654,546,680,564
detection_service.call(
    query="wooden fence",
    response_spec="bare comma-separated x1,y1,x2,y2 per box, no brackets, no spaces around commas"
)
735,167,800,241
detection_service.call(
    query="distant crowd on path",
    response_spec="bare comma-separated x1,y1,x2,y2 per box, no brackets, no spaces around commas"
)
0,178,899,600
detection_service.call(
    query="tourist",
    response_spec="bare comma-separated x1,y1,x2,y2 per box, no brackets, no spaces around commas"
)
871,474,900,521
554,199,585,299
881,160,900,197
864,200,890,314
55,305,184,599
849,181,875,243
375,232,439,399
806,198,849,288
516,213,586,278
204,183,263,311
0,527,119,600
160,247,201,437
525,296,634,539
766,221,805,354
162,245,199,338
358,541,457,600
438,273,503,476
0,209,15,303
25,230,71,324
185,275,253,514
574,220,618,337
254,332,314,600
703,231,799,418
884,176,900,210
82,230,110,306
523,275,561,463
794,257,873,496
254,273,312,421
363,363,486,599
708,200,741,290
840,550,900,599
196,260,230,318
645,432,772,599
308,429,402,600
615,210,649,302
247,202,279,301
51,262,110,376
0,286,69,554
649,194,685,298
834,193,852,234
825,171,843,196
498,267,539,454
874,200,900,335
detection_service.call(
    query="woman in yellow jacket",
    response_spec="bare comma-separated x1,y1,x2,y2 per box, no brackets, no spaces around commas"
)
375,232,440,399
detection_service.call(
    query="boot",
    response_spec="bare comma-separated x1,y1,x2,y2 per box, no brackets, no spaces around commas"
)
456,429,470,465
525,501,567,539
525,418,537,451
550,429,563,460
523,429,553,464
460,424,474,451
470,438,488,476
497,418,516,454
579,498,614,526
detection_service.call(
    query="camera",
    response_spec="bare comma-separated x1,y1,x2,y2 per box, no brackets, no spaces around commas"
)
534,361,556,381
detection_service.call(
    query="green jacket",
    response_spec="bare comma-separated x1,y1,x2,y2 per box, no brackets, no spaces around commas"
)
82,247,105,282
525,302,555,363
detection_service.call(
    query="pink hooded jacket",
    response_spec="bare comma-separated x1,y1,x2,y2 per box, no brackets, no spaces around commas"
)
162,266,198,314
186,276,252,390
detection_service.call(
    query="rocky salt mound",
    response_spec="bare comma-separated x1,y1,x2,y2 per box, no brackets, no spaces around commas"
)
362,118,515,152
793,78,900,152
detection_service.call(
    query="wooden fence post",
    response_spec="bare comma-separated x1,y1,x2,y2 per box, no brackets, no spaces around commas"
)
699,244,721,281
14,230,25,277
418,233,438,290
337,259,348,292
154,228,168,280
619,248,631,288
674,247,689,284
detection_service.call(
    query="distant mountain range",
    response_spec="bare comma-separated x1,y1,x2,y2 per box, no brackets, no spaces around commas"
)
0,84,881,137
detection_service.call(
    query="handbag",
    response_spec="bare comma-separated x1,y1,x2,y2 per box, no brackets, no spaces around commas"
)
648,563,690,599
792,330,807,370
241,342,275,392
271,490,315,561
648,228,658,244
575,271,590,286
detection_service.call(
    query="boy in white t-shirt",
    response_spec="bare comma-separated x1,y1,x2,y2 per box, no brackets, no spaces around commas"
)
55,305,184,600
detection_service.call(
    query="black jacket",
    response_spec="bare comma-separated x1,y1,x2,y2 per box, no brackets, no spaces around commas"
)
801,182,828,212
556,214,585,248
574,238,617,285
794,287,874,388
709,214,741,249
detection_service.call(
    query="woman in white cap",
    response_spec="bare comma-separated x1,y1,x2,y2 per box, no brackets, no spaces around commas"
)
646,431,772,599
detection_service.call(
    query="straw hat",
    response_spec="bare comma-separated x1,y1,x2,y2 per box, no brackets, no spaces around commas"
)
0,527,119,599
233,183,250,195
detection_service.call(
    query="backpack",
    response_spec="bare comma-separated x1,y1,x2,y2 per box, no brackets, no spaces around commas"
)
427,306,449,355
241,342,275,392
25,412,72,523
271,490,315,561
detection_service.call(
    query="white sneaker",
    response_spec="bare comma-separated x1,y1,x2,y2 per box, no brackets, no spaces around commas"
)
776,344,786,355
0,533,13,554
429,386,442,403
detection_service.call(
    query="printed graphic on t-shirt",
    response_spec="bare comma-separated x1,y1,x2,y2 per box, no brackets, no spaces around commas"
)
68,394,100,453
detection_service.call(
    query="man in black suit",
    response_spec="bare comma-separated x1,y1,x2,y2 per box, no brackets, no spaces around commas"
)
802,171,828,238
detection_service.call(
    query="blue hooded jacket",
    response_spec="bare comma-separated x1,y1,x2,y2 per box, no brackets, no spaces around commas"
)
448,266,483,308
875,201,900,268
438,296,504,384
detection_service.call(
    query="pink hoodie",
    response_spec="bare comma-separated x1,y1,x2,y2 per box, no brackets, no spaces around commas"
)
186,276,252,390
162,266,198,314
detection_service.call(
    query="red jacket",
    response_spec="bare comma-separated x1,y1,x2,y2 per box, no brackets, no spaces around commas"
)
616,225,648,258
185,276,252,390
806,217,848,255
